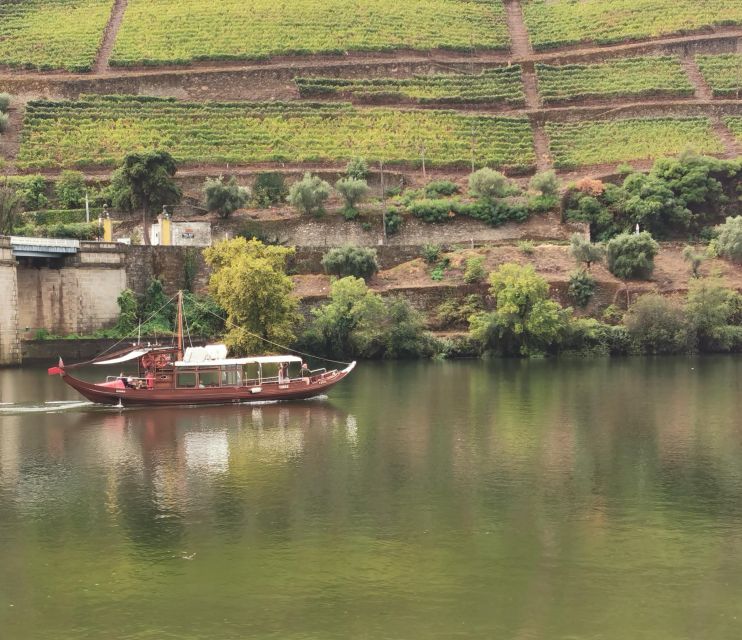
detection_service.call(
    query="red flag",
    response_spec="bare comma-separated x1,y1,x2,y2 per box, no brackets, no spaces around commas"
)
47,357,64,376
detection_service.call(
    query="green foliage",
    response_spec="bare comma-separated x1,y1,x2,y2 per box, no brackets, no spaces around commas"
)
55,170,86,209
469,263,571,356
288,173,332,217
0,94,10,113
252,172,287,207
408,198,457,223
686,277,742,352
529,170,559,197
536,56,693,104
182,294,225,339
384,208,403,235
0,180,22,235
0,0,114,72
697,54,742,98
463,257,487,284
110,151,182,241
517,240,535,255
296,67,525,106
424,180,459,197
715,216,742,263
21,175,49,210
606,232,659,280
546,117,724,169
0,113,8,134
468,167,510,200
569,233,604,269
183,248,199,292
624,294,690,354
335,177,370,216
430,260,449,282
522,0,742,51
110,0,511,66
421,244,442,264
203,237,299,355
407,196,529,227
567,270,596,308
436,294,484,329
345,157,369,180
203,176,249,219
300,277,433,359
114,289,139,335
18,96,535,171
322,246,379,280
682,245,706,278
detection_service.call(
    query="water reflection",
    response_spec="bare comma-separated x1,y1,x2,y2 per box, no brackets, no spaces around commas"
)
1,359,742,639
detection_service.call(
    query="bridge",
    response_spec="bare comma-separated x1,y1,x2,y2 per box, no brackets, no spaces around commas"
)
9,236,80,259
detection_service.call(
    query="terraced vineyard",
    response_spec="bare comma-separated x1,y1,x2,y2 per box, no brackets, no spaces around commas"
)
536,57,694,105
295,67,525,106
545,117,724,169
726,117,742,144
17,96,535,170
522,0,742,50
697,55,742,98
0,0,114,72
110,0,510,67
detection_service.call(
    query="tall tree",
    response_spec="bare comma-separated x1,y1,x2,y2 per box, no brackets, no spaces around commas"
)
0,178,21,235
203,238,299,355
110,151,182,245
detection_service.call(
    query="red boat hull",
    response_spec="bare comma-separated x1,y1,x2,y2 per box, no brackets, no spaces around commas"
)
59,364,355,407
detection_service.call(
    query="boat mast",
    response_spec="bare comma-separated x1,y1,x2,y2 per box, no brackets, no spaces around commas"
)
177,290,184,361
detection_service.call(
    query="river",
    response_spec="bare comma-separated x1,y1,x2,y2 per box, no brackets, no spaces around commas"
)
1,358,742,639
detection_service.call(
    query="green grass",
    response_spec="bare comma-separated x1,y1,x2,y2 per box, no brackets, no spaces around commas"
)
0,0,114,72
536,57,694,104
296,67,525,106
110,0,510,67
522,0,742,51
18,95,536,171
697,55,742,98
546,117,724,169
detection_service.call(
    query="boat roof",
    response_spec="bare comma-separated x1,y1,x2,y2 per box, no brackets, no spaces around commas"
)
174,355,303,367
94,348,153,365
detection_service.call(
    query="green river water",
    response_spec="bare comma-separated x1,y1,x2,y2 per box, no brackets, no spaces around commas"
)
1,358,742,639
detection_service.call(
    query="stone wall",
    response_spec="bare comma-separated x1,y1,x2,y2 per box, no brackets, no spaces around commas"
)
124,245,209,295
0,239,21,365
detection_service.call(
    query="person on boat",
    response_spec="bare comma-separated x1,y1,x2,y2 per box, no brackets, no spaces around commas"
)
301,362,310,378
278,362,289,384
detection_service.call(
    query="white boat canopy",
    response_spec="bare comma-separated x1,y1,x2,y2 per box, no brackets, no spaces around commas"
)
174,355,303,367
94,348,153,365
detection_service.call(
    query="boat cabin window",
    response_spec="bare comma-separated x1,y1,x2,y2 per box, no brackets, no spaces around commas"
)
243,364,260,385
199,370,220,388
221,367,241,386
176,372,197,388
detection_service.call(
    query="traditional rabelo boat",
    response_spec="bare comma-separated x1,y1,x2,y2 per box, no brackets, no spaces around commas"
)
48,292,355,407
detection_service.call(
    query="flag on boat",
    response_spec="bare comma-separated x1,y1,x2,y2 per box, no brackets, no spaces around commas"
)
47,357,64,376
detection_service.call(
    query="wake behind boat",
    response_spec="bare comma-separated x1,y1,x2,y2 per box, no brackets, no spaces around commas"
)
48,292,355,407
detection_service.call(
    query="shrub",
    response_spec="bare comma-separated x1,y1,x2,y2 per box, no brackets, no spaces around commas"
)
0,180,22,235
346,157,369,180
686,277,742,351
55,170,87,209
518,240,535,255
408,198,457,223
335,177,369,217
0,93,10,113
322,246,379,280
203,176,249,219
424,180,459,197
468,167,510,200
682,245,706,278
569,233,604,269
384,207,403,235
382,296,436,359
715,216,742,263
464,256,487,284
624,294,690,354
20,177,49,210
529,170,559,196
421,243,441,264
288,172,332,216
436,294,484,329
469,263,571,356
568,270,596,307
0,113,8,134
253,172,287,207
606,231,659,280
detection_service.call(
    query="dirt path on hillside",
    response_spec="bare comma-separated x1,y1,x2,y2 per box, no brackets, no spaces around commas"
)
94,0,129,74
504,0,532,60
0,101,25,169
712,116,742,157
530,120,552,171
681,55,714,101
